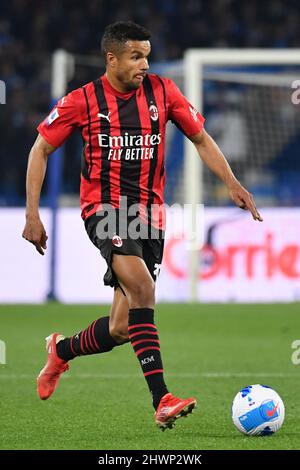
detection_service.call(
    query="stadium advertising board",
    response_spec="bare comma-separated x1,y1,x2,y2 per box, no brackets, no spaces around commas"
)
1,208,299,303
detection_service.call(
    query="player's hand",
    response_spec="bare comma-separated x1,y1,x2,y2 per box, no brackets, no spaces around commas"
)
228,181,263,222
22,215,48,255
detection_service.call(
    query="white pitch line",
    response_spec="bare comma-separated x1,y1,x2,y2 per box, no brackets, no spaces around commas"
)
0,372,298,379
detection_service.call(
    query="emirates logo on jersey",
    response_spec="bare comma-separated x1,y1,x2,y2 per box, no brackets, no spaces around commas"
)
149,104,159,121
112,235,123,248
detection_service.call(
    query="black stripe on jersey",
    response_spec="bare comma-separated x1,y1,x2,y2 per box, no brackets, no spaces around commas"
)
156,76,167,115
117,94,142,203
81,142,90,181
156,76,167,179
143,75,159,209
93,78,111,202
82,86,92,181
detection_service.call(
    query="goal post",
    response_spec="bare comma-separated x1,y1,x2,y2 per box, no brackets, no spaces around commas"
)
47,50,74,300
183,49,300,302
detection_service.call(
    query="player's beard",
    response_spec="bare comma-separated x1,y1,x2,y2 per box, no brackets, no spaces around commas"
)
116,71,142,91
127,80,142,91
123,78,142,91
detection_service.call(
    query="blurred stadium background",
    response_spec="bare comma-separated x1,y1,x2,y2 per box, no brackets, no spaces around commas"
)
1,0,300,303
1,0,300,451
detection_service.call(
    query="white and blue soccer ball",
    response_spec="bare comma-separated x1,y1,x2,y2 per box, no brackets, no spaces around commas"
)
232,384,285,436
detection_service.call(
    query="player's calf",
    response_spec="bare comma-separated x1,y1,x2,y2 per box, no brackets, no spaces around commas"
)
109,323,130,343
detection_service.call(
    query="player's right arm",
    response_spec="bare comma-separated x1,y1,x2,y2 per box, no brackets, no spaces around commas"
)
22,88,83,255
22,134,56,255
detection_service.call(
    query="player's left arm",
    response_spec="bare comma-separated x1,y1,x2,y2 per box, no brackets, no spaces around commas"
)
190,129,263,221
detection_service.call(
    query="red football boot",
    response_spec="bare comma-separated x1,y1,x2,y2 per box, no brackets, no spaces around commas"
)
37,333,69,400
155,393,197,431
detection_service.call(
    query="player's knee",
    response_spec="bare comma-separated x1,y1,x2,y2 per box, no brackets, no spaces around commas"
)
127,278,155,307
109,323,129,344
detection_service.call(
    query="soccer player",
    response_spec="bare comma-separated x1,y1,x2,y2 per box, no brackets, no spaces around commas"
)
22,21,262,430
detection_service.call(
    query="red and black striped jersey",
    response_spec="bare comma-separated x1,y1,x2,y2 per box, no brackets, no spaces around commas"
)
38,73,205,229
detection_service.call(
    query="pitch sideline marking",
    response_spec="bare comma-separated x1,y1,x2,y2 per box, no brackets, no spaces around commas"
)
0,372,297,379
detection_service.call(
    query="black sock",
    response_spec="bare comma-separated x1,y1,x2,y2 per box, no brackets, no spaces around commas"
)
128,308,169,409
56,316,120,361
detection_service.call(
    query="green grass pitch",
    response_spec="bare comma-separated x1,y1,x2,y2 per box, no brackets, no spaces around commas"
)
0,303,299,450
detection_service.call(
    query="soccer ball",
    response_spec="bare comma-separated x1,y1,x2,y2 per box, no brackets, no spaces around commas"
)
232,384,285,436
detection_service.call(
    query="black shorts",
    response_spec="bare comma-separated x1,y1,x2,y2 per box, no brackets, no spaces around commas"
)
84,211,165,291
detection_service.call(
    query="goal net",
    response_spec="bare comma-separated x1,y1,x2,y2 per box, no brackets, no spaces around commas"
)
182,49,300,299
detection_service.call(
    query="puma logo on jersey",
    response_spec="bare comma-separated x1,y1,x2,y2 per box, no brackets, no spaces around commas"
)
97,111,111,122
60,96,67,106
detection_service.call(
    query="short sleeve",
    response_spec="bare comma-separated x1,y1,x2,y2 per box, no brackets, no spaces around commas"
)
37,89,83,148
164,78,205,137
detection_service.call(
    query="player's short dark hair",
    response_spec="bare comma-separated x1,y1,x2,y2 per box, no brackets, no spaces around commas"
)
101,21,151,61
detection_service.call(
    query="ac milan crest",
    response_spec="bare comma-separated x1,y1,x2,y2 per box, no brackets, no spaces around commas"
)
112,235,123,247
149,104,159,121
